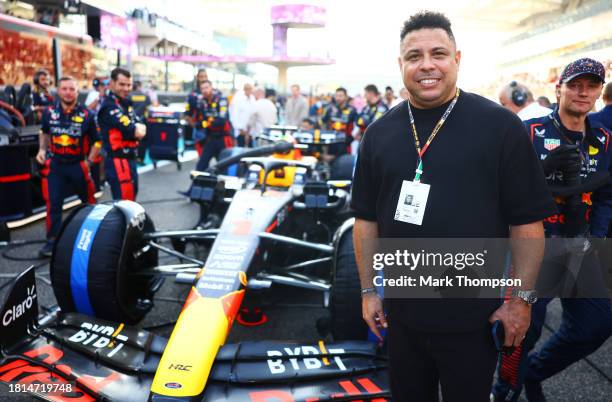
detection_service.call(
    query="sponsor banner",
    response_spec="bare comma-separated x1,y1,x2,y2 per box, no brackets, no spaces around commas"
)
0,266,38,349
212,341,381,382
52,313,167,374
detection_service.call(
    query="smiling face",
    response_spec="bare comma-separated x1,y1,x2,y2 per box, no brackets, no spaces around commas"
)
398,28,461,109
111,73,132,100
558,75,603,117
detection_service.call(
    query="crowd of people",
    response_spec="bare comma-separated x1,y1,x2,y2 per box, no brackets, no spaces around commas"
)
27,64,413,257
183,67,413,171
24,10,612,401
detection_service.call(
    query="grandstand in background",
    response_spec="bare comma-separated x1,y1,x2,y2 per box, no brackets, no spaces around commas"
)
0,0,252,92
464,0,611,102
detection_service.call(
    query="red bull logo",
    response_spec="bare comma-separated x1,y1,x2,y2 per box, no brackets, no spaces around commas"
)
333,121,346,131
52,134,79,147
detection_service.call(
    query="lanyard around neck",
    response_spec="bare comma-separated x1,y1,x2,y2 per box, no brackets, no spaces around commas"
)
549,113,590,167
549,113,585,145
407,88,460,181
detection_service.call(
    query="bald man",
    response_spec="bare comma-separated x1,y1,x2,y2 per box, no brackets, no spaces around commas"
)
230,83,256,146
499,81,552,121
249,87,278,137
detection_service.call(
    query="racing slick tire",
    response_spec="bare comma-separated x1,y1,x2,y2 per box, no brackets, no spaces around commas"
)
330,227,368,340
51,201,158,324
330,154,355,181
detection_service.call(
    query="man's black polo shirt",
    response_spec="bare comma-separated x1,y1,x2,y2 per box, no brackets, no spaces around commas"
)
351,90,556,331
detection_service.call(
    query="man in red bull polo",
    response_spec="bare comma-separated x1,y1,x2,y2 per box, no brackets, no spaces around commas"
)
98,67,147,201
354,84,389,154
193,80,232,171
36,76,100,257
185,68,209,156
493,58,612,402
321,87,357,161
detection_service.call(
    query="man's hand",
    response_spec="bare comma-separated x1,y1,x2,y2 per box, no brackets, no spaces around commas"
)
542,144,581,175
36,149,46,165
135,123,147,139
362,293,387,341
489,298,531,347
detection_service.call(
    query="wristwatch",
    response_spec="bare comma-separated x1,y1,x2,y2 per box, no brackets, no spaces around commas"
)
361,287,378,297
512,289,538,305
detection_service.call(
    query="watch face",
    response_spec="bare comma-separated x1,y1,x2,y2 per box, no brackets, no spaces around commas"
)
521,291,537,304
515,290,537,304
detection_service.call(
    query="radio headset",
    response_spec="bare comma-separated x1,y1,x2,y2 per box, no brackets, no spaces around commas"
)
510,81,527,107
33,69,48,86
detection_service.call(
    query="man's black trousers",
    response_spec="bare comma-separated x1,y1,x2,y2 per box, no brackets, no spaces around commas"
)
388,315,498,402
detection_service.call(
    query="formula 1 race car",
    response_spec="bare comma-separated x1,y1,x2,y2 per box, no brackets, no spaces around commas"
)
0,129,390,401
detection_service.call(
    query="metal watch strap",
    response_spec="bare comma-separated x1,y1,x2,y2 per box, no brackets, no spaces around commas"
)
512,289,538,304
361,287,377,296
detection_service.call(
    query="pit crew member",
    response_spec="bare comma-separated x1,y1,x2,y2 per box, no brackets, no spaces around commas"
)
98,67,147,201
36,76,100,257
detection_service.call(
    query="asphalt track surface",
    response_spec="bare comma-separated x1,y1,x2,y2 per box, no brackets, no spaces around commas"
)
0,159,610,401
